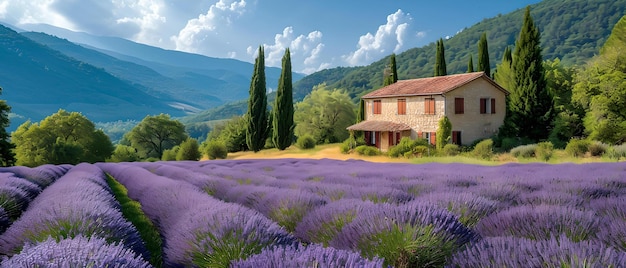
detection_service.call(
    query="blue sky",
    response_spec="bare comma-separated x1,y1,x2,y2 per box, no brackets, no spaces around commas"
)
0,0,541,74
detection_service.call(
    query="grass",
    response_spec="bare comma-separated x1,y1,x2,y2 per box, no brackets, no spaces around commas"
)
105,175,163,268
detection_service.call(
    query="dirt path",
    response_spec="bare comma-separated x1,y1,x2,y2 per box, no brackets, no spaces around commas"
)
226,145,411,163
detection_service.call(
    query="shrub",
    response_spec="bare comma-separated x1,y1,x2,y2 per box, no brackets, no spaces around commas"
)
500,137,534,152
606,143,626,160
355,145,380,156
565,139,590,157
161,146,179,161
204,140,228,160
177,138,201,161
340,135,365,154
412,145,430,157
442,144,460,156
588,141,608,157
535,141,554,161
472,139,493,160
296,135,316,149
388,137,430,158
108,145,140,162
510,144,537,158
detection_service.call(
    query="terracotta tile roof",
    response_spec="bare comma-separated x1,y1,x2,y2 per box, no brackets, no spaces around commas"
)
347,120,411,132
362,71,508,99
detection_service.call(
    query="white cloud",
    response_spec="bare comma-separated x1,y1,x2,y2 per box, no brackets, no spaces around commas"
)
260,26,329,74
114,0,168,46
342,9,425,66
171,0,246,54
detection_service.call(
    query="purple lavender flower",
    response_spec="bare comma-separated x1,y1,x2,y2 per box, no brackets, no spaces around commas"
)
0,235,152,268
231,243,384,268
250,189,328,232
0,207,7,234
0,163,147,259
448,235,626,267
474,205,600,242
417,191,499,227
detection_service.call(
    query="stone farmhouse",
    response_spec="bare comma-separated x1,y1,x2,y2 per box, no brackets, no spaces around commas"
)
347,72,509,151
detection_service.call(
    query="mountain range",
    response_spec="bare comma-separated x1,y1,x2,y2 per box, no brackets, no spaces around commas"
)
0,23,303,131
0,0,624,136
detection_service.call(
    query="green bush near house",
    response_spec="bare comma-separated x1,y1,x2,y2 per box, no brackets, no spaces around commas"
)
588,141,608,157
535,141,554,161
510,144,537,158
388,137,430,158
565,139,590,157
355,145,380,156
472,139,494,160
296,135,316,149
442,144,460,156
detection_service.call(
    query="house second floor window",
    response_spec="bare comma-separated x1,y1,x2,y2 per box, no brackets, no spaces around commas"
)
455,98,464,114
425,98,435,115
373,100,382,114
397,99,406,115
480,98,496,114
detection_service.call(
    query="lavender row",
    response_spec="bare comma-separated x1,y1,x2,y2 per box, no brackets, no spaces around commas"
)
0,163,148,265
0,165,70,234
97,162,298,267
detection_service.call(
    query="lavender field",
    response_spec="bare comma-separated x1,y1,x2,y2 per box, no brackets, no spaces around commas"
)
0,159,625,267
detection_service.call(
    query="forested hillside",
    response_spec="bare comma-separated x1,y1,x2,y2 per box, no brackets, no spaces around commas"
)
0,25,184,129
295,0,626,101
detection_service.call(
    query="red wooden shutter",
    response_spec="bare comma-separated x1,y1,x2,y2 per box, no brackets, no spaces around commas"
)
452,131,458,144
430,132,436,145
397,99,406,115
417,131,423,139
430,98,435,114
491,98,496,114
396,132,401,144
455,98,464,114
480,98,486,114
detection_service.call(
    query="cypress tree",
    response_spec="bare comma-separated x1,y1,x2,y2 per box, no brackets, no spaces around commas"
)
503,6,553,141
246,46,268,152
494,46,515,92
383,53,398,86
478,32,491,77
467,54,474,73
434,38,447,76
0,87,14,166
272,48,294,150
356,99,365,123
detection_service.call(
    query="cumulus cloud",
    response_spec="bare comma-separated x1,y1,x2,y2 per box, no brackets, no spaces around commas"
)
342,9,426,66
171,0,246,55
258,26,329,74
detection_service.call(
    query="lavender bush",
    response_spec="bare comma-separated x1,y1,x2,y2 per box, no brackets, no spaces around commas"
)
0,235,152,268
448,235,626,267
231,243,384,268
0,163,147,258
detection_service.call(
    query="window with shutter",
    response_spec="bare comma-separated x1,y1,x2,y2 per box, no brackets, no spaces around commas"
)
373,100,382,114
397,99,406,115
491,98,496,114
425,98,435,115
455,98,464,114
480,98,487,114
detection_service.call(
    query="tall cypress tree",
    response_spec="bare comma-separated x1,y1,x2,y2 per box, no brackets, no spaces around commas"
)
467,54,475,73
272,48,294,150
434,38,447,76
246,46,268,152
383,53,398,86
478,32,491,77
503,6,553,141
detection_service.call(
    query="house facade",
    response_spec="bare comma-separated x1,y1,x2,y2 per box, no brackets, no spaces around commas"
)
347,72,508,151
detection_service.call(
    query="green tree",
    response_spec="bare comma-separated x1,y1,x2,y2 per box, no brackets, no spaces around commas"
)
467,54,474,73
272,48,294,150
436,116,452,150
108,144,140,162
176,138,201,161
294,84,356,144
502,6,553,141
0,87,14,166
12,109,114,166
544,59,581,148
571,15,626,144
494,46,515,91
434,38,447,76
125,114,188,159
383,53,398,86
205,116,248,152
478,32,491,77
246,46,269,152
